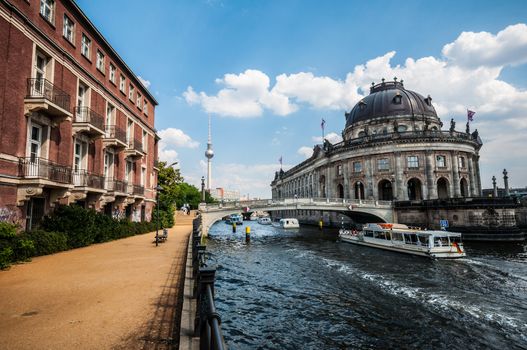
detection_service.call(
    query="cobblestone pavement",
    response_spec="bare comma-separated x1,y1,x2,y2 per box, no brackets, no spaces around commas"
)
0,212,193,350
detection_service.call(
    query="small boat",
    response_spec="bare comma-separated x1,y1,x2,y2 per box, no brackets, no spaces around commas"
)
339,223,465,259
257,217,272,225
225,214,243,225
272,218,300,229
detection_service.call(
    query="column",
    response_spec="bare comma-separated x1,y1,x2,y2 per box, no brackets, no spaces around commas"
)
425,151,437,199
451,151,461,197
475,155,482,196
326,166,332,198
503,168,509,197
492,175,497,197
395,152,405,200
365,158,374,199
467,156,476,196
343,161,350,199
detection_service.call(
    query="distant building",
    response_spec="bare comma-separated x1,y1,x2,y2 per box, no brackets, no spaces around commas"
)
0,0,159,229
271,79,483,201
211,188,240,202
482,187,527,198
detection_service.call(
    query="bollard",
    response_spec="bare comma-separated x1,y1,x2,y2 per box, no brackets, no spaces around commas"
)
319,219,323,230
245,226,251,242
232,222,236,233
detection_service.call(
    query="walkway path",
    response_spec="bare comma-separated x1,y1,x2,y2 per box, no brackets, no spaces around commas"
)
0,212,194,350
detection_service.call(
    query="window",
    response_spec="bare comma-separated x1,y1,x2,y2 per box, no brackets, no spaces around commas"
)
436,155,446,168
29,124,42,162
105,103,115,129
63,15,74,43
407,156,419,169
143,100,148,115
353,161,362,173
337,164,342,176
136,92,142,108
142,130,147,152
81,34,91,59
397,125,408,132
141,167,146,186
129,85,134,101
126,120,133,143
96,50,105,72
458,156,465,169
393,93,402,104
126,160,133,183
40,0,54,24
378,158,389,171
109,64,116,83
119,74,126,92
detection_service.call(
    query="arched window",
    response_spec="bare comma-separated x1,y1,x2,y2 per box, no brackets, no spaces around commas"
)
337,184,344,199
393,93,402,104
354,182,365,200
407,178,423,200
460,178,469,198
378,179,393,201
397,125,408,132
437,177,449,199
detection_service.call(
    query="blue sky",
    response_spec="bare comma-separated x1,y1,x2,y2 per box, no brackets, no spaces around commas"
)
77,0,527,198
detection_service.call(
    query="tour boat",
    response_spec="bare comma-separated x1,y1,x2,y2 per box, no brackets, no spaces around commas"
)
272,218,300,229
225,214,244,225
257,217,272,225
339,223,465,259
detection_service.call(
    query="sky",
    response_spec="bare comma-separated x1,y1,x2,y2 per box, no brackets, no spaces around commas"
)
77,0,527,198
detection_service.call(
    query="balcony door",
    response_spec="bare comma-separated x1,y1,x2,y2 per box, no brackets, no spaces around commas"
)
105,104,115,136
104,151,114,189
77,82,89,122
73,140,87,186
126,120,133,145
28,124,43,177
126,160,133,194
34,52,47,95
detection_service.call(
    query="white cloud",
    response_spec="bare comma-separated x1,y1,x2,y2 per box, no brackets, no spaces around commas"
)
159,148,178,165
442,23,527,67
298,146,313,159
183,70,297,117
137,76,151,89
312,132,343,144
158,128,199,148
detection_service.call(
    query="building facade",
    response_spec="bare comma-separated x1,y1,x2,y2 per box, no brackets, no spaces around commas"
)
271,79,483,202
0,0,159,229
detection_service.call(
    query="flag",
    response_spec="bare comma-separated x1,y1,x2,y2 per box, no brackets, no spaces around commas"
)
321,118,326,129
467,109,476,122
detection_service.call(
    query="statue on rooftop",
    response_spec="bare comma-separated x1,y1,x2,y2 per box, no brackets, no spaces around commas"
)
449,118,456,133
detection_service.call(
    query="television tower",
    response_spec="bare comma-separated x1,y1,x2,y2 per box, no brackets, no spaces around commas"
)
204,115,214,191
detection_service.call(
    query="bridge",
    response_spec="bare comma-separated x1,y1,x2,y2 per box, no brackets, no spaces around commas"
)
198,198,394,235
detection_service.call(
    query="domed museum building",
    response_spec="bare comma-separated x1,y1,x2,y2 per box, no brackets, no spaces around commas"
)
271,79,483,202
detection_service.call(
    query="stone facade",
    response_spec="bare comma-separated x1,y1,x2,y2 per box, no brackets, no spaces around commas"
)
271,80,483,204
0,0,159,229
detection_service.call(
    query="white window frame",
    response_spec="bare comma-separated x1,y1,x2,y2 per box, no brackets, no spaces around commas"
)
40,0,55,24
126,160,133,184
143,100,148,115
105,103,115,131
141,166,146,186
407,156,419,169
142,130,147,153
378,158,389,171
458,156,465,169
126,120,133,144
436,155,446,168
63,14,74,43
109,63,116,84
129,84,134,101
81,34,91,59
96,50,105,72
119,74,126,92
136,93,142,108
353,161,362,173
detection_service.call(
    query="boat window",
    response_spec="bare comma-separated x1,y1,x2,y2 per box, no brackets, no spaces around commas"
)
404,233,418,245
450,236,462,244
364,230,373,237
434,237,449,247
392,232,404,241
416,235,429,246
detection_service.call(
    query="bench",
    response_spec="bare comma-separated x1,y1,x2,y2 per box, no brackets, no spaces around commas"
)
153,229,168,243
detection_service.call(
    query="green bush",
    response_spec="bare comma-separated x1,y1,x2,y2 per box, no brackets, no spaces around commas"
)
0,222,18,269
25,230,68,256
12,236,35,261
0,246,13,269
41,205,98,248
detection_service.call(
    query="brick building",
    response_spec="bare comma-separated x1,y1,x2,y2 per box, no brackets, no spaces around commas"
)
0,0,159,229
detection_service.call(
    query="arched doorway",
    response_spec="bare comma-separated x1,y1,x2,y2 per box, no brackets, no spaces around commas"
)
407,178,423,200
354,181,365,200
378,179,393,201
319,175,326,198
337,183,344,198
460,178,469,197
437,177,449,199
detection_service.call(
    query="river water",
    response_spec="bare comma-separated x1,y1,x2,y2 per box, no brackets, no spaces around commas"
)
206,222,527,350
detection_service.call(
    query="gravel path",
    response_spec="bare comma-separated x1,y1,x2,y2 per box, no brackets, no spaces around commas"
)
0,213,192,350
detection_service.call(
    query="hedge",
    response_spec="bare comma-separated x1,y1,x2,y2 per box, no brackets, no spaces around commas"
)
0,206,160,269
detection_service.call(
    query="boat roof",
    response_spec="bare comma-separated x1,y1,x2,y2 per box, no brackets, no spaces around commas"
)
364,223,462,237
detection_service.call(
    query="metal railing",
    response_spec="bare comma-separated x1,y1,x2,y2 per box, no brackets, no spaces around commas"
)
19,157,72,183
104,125,127,144
133,185,144,195
128,138,144,153
74,106,105,131
192,216,226,350
26,78,70,112
72,170,105,189
104,177,128,193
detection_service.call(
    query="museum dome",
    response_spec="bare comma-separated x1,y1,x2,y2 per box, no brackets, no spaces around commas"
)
344,79,438,128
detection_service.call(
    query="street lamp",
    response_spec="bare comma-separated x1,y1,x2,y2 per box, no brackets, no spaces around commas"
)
167,161,178,168
155,184,163,246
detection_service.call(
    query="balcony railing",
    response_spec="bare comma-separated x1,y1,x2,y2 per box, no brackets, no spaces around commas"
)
26,78,70,113
128,138,144,153
133,185,145,196
19,157,72,184
74,106,105,131
104,177,128,193
72,170,105,189
104,125,127,144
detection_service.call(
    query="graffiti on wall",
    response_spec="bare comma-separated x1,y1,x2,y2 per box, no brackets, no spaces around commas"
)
0,206,21,224
132,208,140,223
112,209,125,220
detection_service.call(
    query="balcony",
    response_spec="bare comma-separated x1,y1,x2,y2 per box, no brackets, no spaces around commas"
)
124,138,145,159
104,177,128,195
72,170,105,190
19,157,72,185
103,125,127,149
24,78,72,122
72,107,105,138
133,185,145,199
